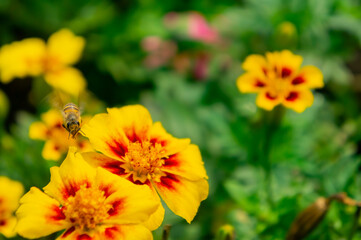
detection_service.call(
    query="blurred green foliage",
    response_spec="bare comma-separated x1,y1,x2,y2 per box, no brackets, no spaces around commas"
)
2,0,361,239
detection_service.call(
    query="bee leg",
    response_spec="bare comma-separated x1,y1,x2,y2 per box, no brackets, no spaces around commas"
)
62,124,66,129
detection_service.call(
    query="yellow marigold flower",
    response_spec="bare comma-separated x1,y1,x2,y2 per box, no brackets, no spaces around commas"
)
16,147,159,240
0,29,86,96
81,105,209,229
0,176,24,238
237,50,324,113
29,109,92,161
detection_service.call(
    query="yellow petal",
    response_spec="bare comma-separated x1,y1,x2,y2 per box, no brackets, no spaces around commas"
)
42,140,63,161
236,72,267,93
0,176,24,212
154,174,209,223
242,54,267,72
162,144,207,181
82,113,129,161
29,122,48,140
16,187,70,239
142,202,165,231
291,66,323,89
43,167,67,204
95,168,159,225
282,90,314,113
44,67,87,96
41,109,63,126
0,216,17,238
149,122,190,156
266,50,303,78
255,91,282,111
97,225,154,240
47,29,85,66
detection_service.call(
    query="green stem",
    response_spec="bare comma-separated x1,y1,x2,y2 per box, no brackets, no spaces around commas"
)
261,106,285,207
348,206,361,240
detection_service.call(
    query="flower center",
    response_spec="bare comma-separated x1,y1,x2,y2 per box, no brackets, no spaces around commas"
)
63,185,111,232
123,141,167,183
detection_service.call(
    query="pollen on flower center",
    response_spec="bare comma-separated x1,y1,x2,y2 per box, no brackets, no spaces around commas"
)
63,184,111,232
123,141,167,183
268,77,292,97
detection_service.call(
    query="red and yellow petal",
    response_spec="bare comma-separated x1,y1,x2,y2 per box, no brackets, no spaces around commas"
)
255,91,282,111
16,187,70,239
149,122,190,156
153,173,209,223
162,144,207,181
81,152,127,177
82,113,129,161
44,147,96,201
95,168,159,225
237,72,267,93
107,105,153,143
291,66,323,89
42,140,63,161
266,50,303,78
0,216,17,238
57,224,153,240
241,54,267,73
282,89,314,113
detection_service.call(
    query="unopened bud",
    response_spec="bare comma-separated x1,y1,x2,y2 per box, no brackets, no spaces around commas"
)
215,224,235,240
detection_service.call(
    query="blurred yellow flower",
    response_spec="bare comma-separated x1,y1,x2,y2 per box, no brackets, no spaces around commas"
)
0,176,24,238
29,109,92,161
0,29,86,96
237,50,324,113
82,105,209,229
16,147,159,240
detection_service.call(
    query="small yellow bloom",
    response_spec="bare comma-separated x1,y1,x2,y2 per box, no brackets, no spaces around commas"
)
0,176,24,238
237,50,324,113
0,29,86,96
29,109,92,161
82,105,209,229
16,147,159,240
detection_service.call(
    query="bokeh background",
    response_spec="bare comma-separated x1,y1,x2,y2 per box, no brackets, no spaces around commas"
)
2,0,361,239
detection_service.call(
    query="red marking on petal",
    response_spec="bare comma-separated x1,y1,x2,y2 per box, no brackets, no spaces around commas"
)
262,68,268,76
62,227,75,238
0,220,6,226
150,138,167,147
127,175,150,185
103,161,127,176
108,141,127,158
54,145,60,151
160,173,180,190
292,76,305,85
54,122,63,129
254,80,265,88
266,92,277,100
100,185,114,198
49,205,66,221
107,200,124,216
124,127,142,143
63,181,91,198
281,67,292,78
105,227,118,238
77,234,91,240
164,154,180,168
286,92,299,101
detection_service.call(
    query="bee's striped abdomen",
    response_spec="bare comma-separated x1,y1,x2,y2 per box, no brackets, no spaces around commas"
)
63,103,79,113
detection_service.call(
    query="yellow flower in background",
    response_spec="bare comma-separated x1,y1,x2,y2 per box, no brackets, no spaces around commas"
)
0,29,86,96
237,50,324,113
82,105,209,230
29,109,92,161
16,147,159,240
0,176,24,238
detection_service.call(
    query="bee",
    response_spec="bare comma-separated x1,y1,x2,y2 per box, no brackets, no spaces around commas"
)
62,103,82,139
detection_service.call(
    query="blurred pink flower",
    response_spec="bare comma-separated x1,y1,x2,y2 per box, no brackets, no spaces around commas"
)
188,12,219,44
141,36,177,68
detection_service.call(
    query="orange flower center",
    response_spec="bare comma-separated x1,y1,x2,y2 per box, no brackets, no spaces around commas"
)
63,185,111,231
123,141,167,183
